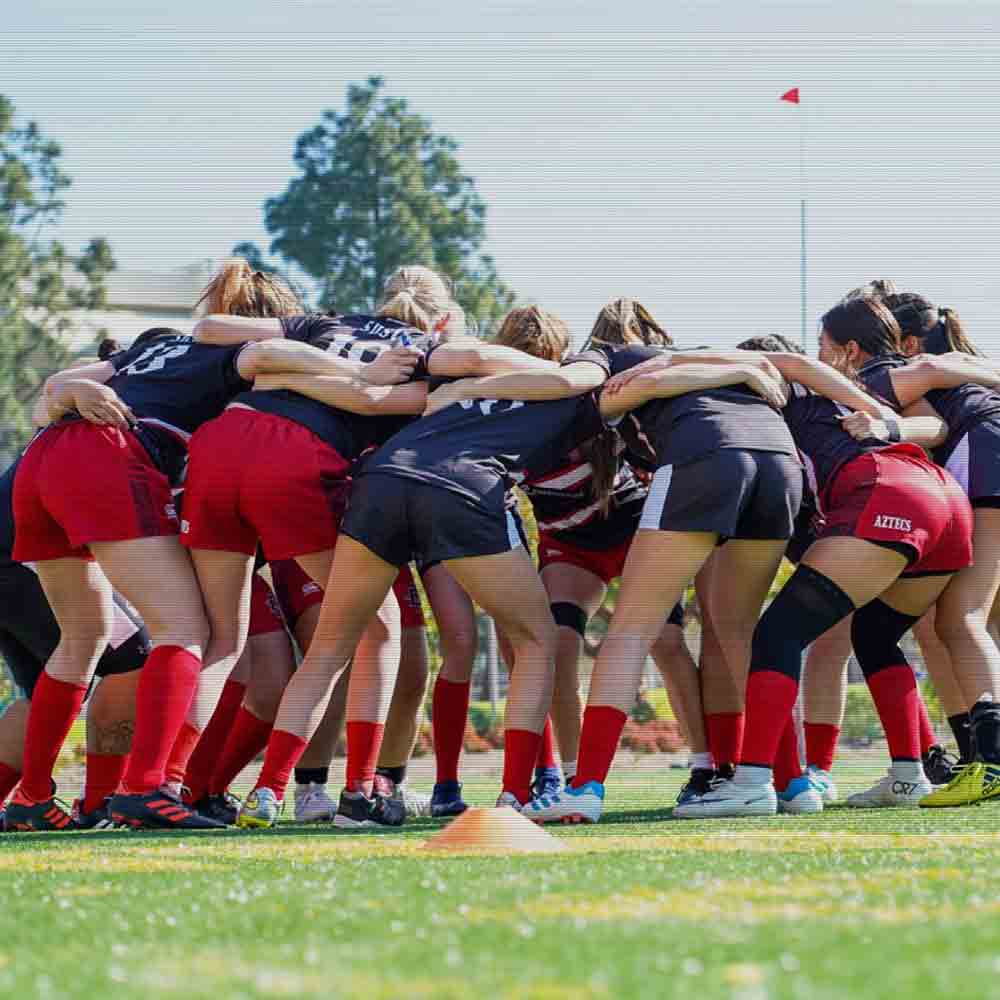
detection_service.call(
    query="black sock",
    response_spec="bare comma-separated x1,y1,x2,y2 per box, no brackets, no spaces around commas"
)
948,712,974,763
295,767,329,786
376,765,407,785
970,701,1000,764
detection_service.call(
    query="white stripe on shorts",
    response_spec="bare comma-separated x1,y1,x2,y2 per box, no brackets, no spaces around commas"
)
639,466,673,531
945,433,970,497
506,511,524,551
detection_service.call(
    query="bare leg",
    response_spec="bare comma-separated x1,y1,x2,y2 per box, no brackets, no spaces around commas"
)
378,625,429,768
913,606,968,718
650,620,707,754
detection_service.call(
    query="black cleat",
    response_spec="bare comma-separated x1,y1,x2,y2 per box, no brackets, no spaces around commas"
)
923,744,961,786
333,788,406,829
676,768,718,806
5,790,78,831
192,792,240,826
71,797,117,830
430,780,469,818
110,790,225,830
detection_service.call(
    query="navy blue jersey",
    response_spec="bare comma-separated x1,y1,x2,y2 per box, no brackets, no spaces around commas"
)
361,390,606,510
521,445,647,549
235,313,433,461
858,354,1000,466
780,383,888,497
105,334,250,480
580,343,797,467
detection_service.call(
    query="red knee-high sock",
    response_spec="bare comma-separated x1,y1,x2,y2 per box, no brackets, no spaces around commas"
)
182,679,247,801
917,696,937,755
804,722,840,773
705,712,745,768
502,728,543,804
572,706,628,788
431,677,471,784
254,729,309,800
122,646,202,795
83,753,128,813
164,722,201,791
866,665,921,761
0,762,21,804
210,706,273,795
739,671,800,768
536,716,558,769
773,717,803,792
19,673,87,802
345,720,386,796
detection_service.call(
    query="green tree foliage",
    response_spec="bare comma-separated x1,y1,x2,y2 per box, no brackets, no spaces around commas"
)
0,95,115,458
239,77,515,332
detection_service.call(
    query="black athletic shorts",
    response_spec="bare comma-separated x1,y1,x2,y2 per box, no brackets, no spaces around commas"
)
638,449,802,542
0,562,150,698
942,419,1000,509
341,472,526,569
415,506,528,577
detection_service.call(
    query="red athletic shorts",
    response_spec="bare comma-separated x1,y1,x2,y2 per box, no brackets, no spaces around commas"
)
821,444,974,575
181,408,352,561
249,572,285,636
537,532,631,586
269,558,424,629
269,558,324,626
13,423,178,563
393,564,426,629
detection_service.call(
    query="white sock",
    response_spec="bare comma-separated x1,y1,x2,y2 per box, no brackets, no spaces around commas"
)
734,764,772,786
562,761,577,782
690,752,713,771
890,760,923,783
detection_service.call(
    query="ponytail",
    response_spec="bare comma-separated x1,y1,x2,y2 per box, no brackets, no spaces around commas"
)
886,293,982,357
97,337,123,361
196,257,301,318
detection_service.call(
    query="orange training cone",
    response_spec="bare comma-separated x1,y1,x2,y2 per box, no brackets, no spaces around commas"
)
422,806,566,854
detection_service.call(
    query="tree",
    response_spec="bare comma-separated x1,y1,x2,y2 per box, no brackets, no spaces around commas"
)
0,95,115,458
239,77,515,331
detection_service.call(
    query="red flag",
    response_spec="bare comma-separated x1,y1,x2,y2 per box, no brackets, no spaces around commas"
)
780,87,800,104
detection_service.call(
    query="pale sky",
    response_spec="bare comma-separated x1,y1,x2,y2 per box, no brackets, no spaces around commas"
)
4,1,1000,351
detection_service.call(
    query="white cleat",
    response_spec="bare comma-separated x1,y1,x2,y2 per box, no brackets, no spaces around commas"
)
495,791,526,812
293,782,337,823
777,776,824,815
674,777,777,819
391,781,432,819
236,787,281,829
846,770,931,808
519,781,605,825
806,765,838,804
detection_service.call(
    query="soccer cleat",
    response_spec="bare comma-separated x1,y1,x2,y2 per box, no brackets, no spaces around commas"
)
430,780,469,818
673,777,777,819
5,790,78,832
920,761,1000,808
676,767,717,807
390,781,432,819
496,790,526,812
71,798,117,830
192,792,240,826
520,781,605,825
922,744,961,787
777,775,824,815
333,788,406,829
236,787,282,829
805,765,838,803
532,766,562,800
845,770,931,808
293,782,337,823
111,790,226,830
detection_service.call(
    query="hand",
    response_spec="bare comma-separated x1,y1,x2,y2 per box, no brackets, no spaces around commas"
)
424,381,466,416
602,356,674,397
741,366,789,409
362,346,422,386
62,380,135,428
840,411,890,441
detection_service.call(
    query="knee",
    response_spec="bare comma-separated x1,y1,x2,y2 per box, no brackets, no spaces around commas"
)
395,657,430,704
439,623,478,669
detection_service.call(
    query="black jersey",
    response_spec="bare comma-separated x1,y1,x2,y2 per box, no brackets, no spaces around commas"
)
579,343,797,467
104,334,250,482
360,389,605,510
521,445,647,549
858,354,1000,466
780,383,888,497
234,313,433,462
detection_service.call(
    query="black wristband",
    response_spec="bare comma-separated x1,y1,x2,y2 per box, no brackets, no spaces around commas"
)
885,418,901,443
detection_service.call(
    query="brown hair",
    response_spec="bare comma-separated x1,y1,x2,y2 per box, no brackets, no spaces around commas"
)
821,296,902,361
885,292,981,357
196,258,302,318
376,265,459,334
492,306,570,361
736,334,805,354
587,297,673,349
841,278,898,303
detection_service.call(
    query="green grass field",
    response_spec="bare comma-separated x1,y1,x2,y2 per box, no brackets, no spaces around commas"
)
2,758,999,999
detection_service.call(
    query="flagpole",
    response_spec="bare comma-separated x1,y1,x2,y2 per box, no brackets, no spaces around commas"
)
799,100,807,354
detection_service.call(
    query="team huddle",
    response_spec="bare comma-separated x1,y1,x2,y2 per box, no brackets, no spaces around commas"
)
2,259,1000,834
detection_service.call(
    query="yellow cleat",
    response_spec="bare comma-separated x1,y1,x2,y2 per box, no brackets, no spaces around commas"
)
235,788,281,828
919,762,1000,808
